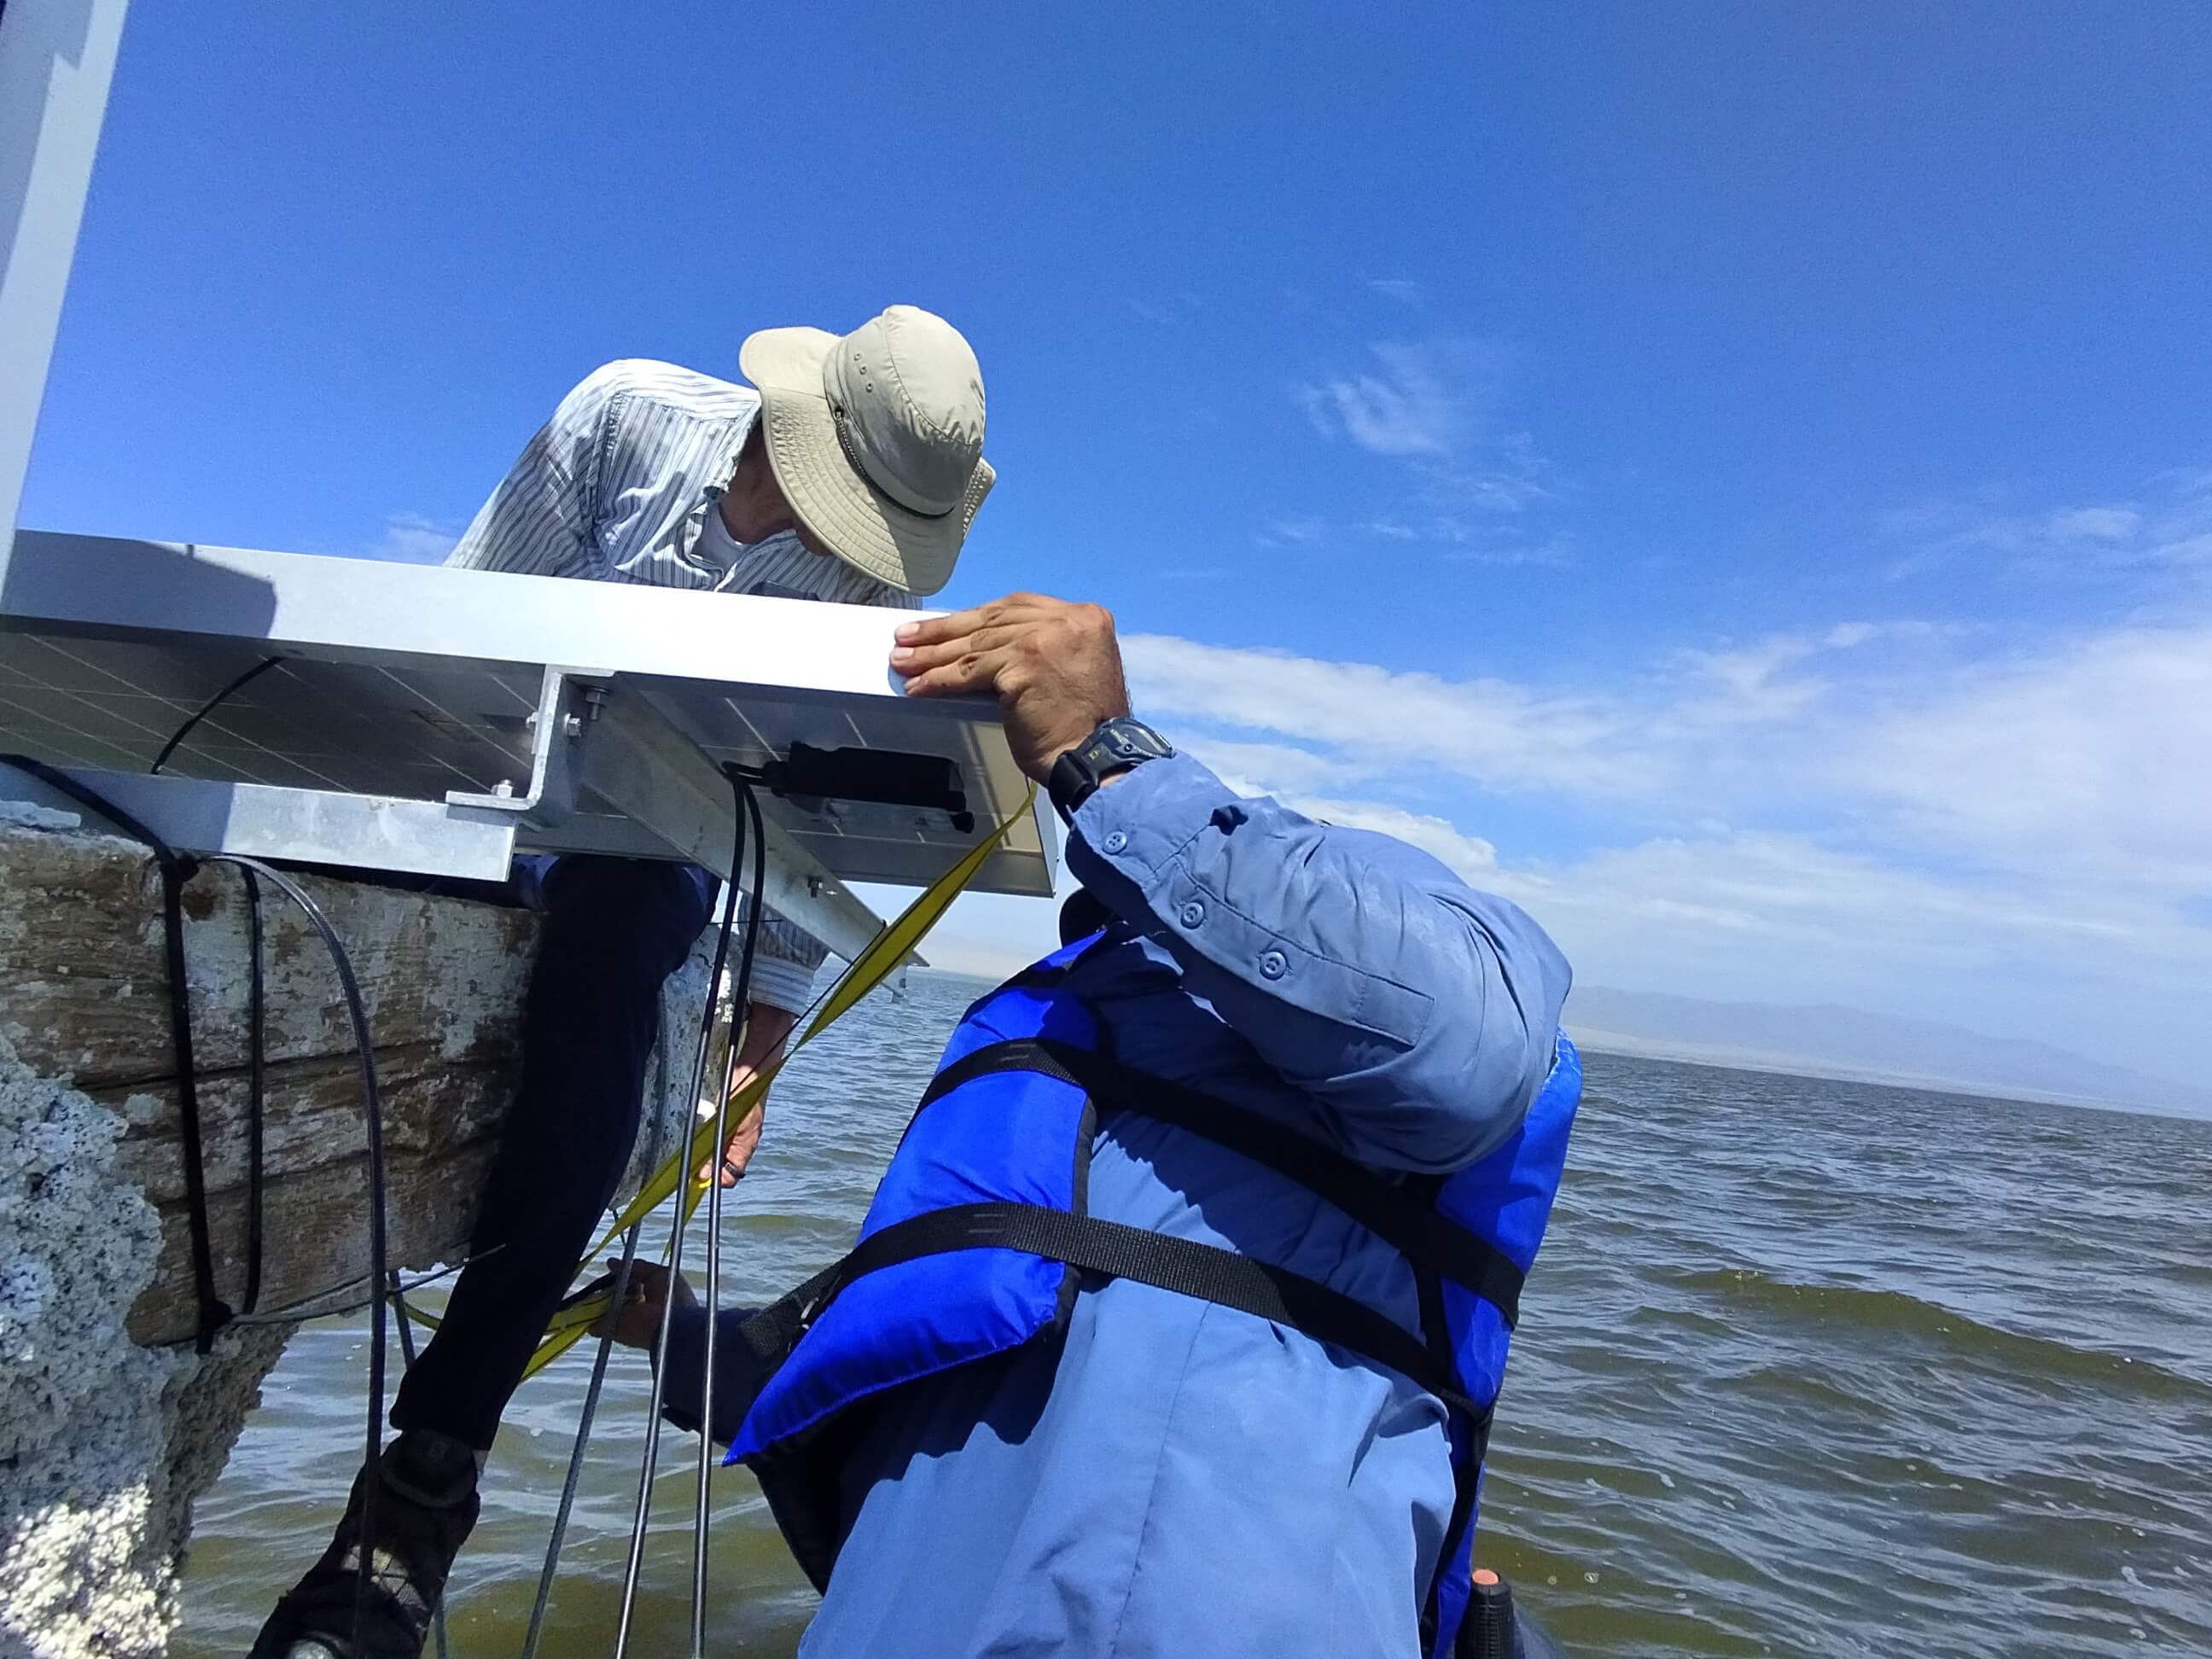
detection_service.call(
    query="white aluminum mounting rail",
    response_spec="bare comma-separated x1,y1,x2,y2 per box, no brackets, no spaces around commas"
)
0,532,1059,963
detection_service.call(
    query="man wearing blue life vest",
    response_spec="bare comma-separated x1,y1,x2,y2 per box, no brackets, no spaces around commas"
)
602,591,1580,1658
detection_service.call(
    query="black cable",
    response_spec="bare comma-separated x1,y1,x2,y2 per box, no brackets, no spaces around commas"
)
651,778,911,1097
240,864,266,1314
201,853,388,1648
691,773,768,1654
1,754,231,1352
149,655,287,775
612,773,761,1659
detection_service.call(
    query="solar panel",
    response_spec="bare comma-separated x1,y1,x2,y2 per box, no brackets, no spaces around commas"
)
0,532,1058,960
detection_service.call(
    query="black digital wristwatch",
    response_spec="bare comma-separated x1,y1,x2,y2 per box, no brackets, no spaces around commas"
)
1046,716,1174,820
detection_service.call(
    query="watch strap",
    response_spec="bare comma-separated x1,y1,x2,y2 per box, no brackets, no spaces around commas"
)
1047,717,1173,819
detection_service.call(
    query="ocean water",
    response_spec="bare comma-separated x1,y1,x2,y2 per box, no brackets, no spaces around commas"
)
177,974,2212,1656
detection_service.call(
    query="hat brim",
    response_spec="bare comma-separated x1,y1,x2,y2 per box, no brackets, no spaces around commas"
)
740,325,992,597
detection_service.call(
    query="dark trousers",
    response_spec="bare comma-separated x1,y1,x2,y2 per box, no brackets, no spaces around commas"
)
389,855,712,1451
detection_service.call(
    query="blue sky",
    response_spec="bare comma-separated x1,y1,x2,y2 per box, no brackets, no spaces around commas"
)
24,2,2212,1080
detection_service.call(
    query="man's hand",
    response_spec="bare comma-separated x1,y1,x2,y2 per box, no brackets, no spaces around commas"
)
892,593,1131,783
696,1001,797,1190
591,1259,696,1349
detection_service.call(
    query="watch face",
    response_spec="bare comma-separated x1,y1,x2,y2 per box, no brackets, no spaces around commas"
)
1097,719,1171,762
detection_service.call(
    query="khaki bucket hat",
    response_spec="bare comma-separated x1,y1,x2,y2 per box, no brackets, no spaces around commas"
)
739,306,993,597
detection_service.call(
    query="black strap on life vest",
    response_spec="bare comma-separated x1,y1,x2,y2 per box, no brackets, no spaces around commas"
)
913,1038,1528,1329
759,1201,1487,1429
742,1037,1527,1429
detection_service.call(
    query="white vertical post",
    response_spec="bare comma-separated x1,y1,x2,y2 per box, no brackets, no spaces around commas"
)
0,0,129,579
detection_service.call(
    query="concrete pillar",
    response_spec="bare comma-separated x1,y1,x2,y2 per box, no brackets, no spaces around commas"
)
0,807,709,1656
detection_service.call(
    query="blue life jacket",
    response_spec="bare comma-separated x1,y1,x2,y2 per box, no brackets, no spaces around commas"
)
725,932,1581,1657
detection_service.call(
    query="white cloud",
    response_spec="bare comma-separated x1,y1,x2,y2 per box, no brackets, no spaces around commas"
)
1176,736,1376,796
1124,632,1656,796
1365,277,1426,306
1884,475,2212,575
370,512,458,563
1289,327,1552,550
1835,620,2212,892
1299,342,1461,457
2153,533,2212,565
1668,635,1828,724
2048,506,2141,542
1129,607,2212,909
1256,516,1326,547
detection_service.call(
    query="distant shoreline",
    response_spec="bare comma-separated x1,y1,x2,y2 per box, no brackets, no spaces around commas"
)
1568,1027,2207,1121
907,969,2207,1123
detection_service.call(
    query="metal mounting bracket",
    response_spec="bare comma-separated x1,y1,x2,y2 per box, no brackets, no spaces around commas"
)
444,665,608,829
0,765,521,882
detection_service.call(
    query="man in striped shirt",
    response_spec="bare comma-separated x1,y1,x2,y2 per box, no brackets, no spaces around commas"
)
255,306,993,1659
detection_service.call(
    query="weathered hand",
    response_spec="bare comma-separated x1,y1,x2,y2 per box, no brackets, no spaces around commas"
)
892,593,1132,783
591,1259,696,1349
696,1002,797,1190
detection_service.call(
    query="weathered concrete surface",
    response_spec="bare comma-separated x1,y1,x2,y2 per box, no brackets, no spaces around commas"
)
0,817,541,1344
0,813,713,1656
1,1018,300,1659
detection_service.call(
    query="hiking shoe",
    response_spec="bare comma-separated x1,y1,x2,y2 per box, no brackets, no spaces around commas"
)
248,1429,480,1659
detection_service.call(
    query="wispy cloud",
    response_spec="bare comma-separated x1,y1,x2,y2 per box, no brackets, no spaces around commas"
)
1255,514,1572,564
1268,328,1557,555
1298,341,1465,457
2047,506,2141,542
370,511,459,563
1126,293,1204,326
1125,632,1654,796
1833,620,2212,890
1254,515,1327,548
1365,276,1427,307
1435,529,1575,568
1882,472,2212,577
1290,335,1553,554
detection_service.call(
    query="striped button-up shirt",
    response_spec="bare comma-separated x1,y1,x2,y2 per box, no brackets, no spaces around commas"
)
448,358,917,1011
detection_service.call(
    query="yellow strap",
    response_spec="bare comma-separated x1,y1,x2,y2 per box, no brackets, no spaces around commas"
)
473,788,1036,1381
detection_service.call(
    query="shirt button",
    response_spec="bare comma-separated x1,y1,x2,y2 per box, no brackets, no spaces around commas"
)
1179,900,1207,928
1259,949,1288,981
1102,831,1128,854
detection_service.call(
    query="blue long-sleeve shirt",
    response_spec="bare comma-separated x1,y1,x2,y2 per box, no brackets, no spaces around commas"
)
662,750,1571,1656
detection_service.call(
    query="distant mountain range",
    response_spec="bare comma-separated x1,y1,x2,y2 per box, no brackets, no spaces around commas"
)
1565,986,2212,1118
